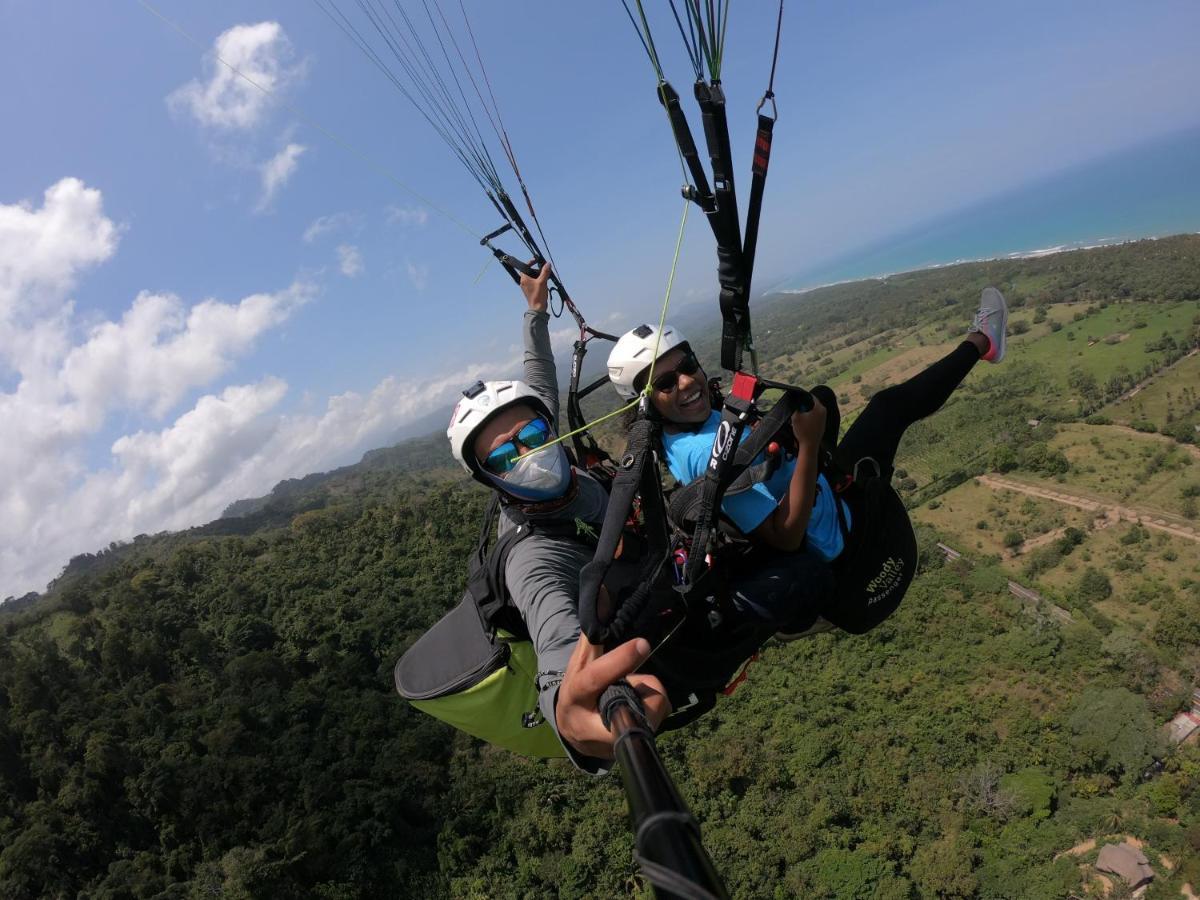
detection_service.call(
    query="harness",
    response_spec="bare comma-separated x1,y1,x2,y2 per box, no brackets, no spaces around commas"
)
575,378,819,726
476,493,607,634
394,493,602,758
572,25,916,683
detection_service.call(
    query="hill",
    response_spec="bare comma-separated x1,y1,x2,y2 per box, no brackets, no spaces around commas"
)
2,235,1199,897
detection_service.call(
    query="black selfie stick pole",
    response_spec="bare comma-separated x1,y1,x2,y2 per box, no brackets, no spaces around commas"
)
599,682,729,900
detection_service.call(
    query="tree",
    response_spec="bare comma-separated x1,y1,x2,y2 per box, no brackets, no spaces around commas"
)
990,445,1019,473
1066,687,1160,779
1068,368,1101,407
910,832,978,899
999,769,1056,820
1076,567,1113,603
1152,592,1200,654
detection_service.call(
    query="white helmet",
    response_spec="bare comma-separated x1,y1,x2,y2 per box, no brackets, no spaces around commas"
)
446,380,554,480
606,323,689,401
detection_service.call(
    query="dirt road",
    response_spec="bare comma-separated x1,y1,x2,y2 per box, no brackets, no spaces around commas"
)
978,475,1200,545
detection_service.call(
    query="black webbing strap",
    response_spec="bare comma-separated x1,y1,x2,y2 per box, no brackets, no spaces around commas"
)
694,81,751,374
740,111,774,296
466,494,500,598
681,378,813,586
658,81,715,212
695,82,741,239
743,0,784,293
467,497,522,637
566,340,616,470
681,373,756,586
648,79,753,373
667,388,798,534
578,417,669,645
470,496,605,640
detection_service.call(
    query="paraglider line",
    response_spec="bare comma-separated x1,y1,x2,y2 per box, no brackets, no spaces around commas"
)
514,196,691,463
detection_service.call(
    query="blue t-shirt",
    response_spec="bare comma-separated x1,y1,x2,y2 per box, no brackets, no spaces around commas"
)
662,410,849,561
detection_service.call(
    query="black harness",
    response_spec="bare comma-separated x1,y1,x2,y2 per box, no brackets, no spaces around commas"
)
469,494,602,642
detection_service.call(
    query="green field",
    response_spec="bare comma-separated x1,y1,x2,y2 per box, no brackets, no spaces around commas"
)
1009,301,1198,414
1033,521,1200,614
1043,423,1200,516
912,475,1200,642
912,480,1093,558
1105,348,1200,431
802,300,1197,413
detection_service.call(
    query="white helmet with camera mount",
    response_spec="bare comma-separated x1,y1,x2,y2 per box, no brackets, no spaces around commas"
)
446,380,555,483
606,323,689,401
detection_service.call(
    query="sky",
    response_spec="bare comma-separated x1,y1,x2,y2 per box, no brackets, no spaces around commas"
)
1,0,1198,597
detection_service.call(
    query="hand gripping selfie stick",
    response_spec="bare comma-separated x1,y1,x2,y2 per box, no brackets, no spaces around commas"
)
599,682,729,900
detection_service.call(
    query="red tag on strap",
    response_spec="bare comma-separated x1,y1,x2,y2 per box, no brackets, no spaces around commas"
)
731,371,757,401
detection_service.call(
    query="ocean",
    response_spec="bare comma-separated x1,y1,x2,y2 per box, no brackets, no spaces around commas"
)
778,123,1200,292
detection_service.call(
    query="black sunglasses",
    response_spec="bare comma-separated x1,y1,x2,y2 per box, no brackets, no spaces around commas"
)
648,353,703,393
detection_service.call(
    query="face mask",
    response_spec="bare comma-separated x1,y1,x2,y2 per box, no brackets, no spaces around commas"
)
487,443,572,501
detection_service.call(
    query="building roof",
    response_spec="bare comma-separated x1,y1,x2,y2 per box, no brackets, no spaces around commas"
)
1096,843,1154,889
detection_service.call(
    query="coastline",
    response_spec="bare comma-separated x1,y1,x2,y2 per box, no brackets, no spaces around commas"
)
771,231,1200,298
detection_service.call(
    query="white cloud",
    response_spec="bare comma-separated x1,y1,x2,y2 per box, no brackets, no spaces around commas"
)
386,205,429,228
60,283,312,418
0,378,291,598
0,177,119,331
111,379,290,515
406,261,430,291
0,177,316,599
0,180,547,601
1,350,527,599
257,143,305,211
303,212,356,243
337,244,364,278
168,21,299,130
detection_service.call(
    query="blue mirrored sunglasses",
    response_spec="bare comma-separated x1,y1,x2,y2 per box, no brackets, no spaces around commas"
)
481,417,552,475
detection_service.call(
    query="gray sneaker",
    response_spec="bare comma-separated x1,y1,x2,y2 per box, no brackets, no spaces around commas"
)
968,286,1009,363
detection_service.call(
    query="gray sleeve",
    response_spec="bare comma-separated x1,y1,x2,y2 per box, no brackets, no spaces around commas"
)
522,309,561,428
505,536,611,776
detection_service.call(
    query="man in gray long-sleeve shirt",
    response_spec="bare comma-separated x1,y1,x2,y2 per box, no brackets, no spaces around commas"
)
445,264,669,771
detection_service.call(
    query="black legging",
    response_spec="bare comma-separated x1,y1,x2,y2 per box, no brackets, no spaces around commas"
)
827,340,981,479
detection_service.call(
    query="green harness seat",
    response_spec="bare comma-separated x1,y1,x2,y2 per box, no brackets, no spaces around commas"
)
395,496,599,758
396,598,565,758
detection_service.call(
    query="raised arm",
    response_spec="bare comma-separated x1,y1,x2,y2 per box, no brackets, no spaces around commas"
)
518,264,560,428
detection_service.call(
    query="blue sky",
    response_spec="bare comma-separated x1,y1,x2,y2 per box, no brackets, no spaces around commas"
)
1,0,1198,596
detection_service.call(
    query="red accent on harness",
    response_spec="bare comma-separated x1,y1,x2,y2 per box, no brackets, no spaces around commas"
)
731,371,757,401
721,652,759,696
833,473,855,494
767,441,780,457
752,133,772,175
